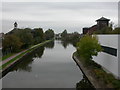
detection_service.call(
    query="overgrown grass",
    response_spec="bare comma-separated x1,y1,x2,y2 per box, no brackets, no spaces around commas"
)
75,52,120,90
0,40,53,70
94,68,120,89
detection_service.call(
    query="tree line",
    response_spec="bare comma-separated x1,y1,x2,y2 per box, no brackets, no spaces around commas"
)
2,28,54,56
94,27,120,34
60,30,81,47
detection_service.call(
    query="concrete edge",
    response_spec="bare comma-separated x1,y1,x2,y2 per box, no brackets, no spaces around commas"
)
72,52,109,89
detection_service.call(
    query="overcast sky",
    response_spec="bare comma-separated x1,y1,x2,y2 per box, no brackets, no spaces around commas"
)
1,1,118,34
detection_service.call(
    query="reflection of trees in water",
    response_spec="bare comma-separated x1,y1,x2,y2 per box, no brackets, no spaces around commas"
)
61,40,77,49
61,41,69,49
45,41,54,49
11,46,45,72
76,75,95,90
33,46,45,58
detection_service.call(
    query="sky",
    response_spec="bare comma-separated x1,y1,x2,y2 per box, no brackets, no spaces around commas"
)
1,1,119,34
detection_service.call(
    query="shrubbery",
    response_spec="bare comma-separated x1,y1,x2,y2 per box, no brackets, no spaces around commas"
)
77,35,102,61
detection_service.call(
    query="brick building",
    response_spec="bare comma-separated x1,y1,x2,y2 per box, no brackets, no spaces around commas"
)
83,17,110,34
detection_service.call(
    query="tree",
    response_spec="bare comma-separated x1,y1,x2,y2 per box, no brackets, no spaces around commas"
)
32,28,45,44
61,29,67,39
14,28,33,49
112,27,120,34
45,29,54,40
69,32,80,46
77,35,102,61
2,34,22,54
94,27,113,34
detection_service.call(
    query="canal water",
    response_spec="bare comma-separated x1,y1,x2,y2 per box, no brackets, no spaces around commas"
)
2,40,93,88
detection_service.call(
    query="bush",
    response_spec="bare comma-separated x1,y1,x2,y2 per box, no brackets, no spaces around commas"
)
77,35,102,61
94,68,120,89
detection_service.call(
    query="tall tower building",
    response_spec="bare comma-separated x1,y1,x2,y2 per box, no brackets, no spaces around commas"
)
96,17,110,30
14,22,18,29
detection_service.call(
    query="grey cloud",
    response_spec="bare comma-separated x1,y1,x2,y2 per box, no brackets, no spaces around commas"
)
2,2,118,33
3,2,117,12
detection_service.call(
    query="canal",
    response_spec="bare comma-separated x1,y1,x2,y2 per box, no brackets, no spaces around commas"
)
2,40,93,88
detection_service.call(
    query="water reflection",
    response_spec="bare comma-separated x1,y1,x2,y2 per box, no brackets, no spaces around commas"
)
2,40,93,88
45,41,55,49
60,40,77,49
76,75,95,90
11,46,45,72
61,41,69,49
33,46,45,58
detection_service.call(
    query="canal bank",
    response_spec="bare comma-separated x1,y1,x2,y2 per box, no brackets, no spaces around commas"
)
0,40,53,78
72,52,111,88
72,52,120,89
2,40,84,88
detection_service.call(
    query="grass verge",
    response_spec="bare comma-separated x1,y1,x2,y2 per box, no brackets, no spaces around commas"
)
2,53,15,61
74,52,120,90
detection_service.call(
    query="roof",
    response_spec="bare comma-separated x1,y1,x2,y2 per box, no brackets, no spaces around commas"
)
14,22,17,25
96,17,110,21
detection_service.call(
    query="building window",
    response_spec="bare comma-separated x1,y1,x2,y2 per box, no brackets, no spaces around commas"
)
101,45,117,57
